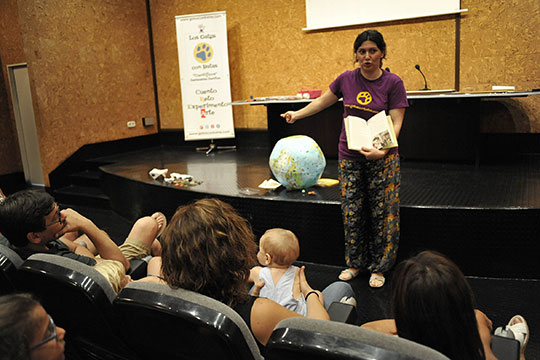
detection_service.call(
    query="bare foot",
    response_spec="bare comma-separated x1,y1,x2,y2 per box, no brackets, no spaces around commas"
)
151,212,167,238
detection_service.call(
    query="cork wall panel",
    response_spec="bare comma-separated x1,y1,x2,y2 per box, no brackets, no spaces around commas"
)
460,0,540,132
0,0,25,175
151,0,457,130
16,0,157,185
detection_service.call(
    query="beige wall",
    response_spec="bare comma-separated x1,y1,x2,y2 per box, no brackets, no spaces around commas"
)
152,0,539,132
152,1,456,129
0,0,157,184
0,0,539,183
461,0,540,132
0,0,25,176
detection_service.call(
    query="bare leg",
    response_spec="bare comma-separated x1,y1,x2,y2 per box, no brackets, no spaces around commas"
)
126,212,166,248
151,239,162,256
147,256,162,276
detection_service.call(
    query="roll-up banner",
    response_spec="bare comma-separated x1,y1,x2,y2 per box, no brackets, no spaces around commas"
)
175,11,235,141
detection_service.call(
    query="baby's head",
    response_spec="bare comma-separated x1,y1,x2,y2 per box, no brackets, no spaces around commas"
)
257,228,299,267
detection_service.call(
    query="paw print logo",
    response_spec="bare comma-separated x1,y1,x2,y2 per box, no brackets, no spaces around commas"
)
356,91,372,105
194,43,213,63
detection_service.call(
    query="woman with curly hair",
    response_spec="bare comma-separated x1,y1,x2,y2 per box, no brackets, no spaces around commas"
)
141,198,355,348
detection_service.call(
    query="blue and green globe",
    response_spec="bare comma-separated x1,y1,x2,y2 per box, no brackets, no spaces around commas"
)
269,135,326,190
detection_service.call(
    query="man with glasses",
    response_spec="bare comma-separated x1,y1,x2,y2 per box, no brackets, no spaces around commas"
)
0,293,66,360
0,189,165,292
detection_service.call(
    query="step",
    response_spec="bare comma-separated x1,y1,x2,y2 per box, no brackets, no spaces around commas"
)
69,170,103,187
53,185,110,209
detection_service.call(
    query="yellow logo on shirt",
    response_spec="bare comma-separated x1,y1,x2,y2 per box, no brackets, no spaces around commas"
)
357,91,372,105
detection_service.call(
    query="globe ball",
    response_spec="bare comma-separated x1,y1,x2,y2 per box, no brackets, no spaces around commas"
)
269,135,326,190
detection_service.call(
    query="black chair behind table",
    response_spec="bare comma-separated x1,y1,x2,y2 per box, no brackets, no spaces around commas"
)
113,281,264,360
16,253,138,360
0,243,23,295
265,317,451,360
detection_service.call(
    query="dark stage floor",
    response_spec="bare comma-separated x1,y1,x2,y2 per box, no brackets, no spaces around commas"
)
97,146,540,210
96,146,540,279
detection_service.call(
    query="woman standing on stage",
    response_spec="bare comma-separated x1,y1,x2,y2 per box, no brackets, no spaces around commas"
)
281,30,408,288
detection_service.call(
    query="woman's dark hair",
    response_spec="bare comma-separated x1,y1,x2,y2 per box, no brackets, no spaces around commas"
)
353,29,386,67
161,198,257,307
391,251,485,359
0,293,42,360
0,190,55,247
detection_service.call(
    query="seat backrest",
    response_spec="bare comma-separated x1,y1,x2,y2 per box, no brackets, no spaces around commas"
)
266,317,450,360
16,253,136,360
0,243,23,294
114,281,264,360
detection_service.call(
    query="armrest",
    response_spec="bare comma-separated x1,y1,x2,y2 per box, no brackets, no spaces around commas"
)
491,334,520,360
127,257,150,280
327,302,357,324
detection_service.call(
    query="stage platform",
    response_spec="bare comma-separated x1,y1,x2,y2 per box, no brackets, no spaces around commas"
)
96,145,540,279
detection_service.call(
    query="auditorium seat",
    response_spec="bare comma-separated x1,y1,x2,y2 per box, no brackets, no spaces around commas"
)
113,281,264,360
0,243,23,294
492,335,520,360
16,253,137,360
265,317,450,360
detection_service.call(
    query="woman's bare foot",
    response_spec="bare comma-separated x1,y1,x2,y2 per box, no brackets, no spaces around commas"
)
151,212,167,238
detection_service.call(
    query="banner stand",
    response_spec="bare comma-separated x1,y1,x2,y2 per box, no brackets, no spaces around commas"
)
176,11,235,145
196,140,236,155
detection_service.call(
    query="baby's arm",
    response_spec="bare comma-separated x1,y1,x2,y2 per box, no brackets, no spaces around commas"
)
249,266,265,296
249,266,262,283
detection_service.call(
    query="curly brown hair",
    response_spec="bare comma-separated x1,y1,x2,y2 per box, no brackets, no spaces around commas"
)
161,198,257,307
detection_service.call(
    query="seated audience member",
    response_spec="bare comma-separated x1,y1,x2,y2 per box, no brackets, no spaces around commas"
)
140,198,355,349
0,293,66,360
362,251,529,360
494,315,529,360
0,190,165,292
249,228,355,315
0,187,5,239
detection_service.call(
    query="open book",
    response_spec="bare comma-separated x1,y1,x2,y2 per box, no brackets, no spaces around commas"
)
344,110,398,150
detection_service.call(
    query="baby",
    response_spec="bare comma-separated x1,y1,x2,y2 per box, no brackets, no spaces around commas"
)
249,228,322,316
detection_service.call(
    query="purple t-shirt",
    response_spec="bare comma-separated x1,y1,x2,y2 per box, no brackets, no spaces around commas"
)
329,68,409,161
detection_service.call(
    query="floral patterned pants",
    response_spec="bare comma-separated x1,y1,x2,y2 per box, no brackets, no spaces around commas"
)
339,153,400,273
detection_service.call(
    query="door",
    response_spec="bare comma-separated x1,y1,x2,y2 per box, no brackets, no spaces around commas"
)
7,64,44,186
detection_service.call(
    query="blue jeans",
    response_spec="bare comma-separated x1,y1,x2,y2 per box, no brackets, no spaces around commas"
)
249,281,356,311
321,281,356,310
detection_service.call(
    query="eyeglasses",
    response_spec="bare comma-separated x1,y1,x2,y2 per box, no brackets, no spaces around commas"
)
29,314,58,350
45,203,63,227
